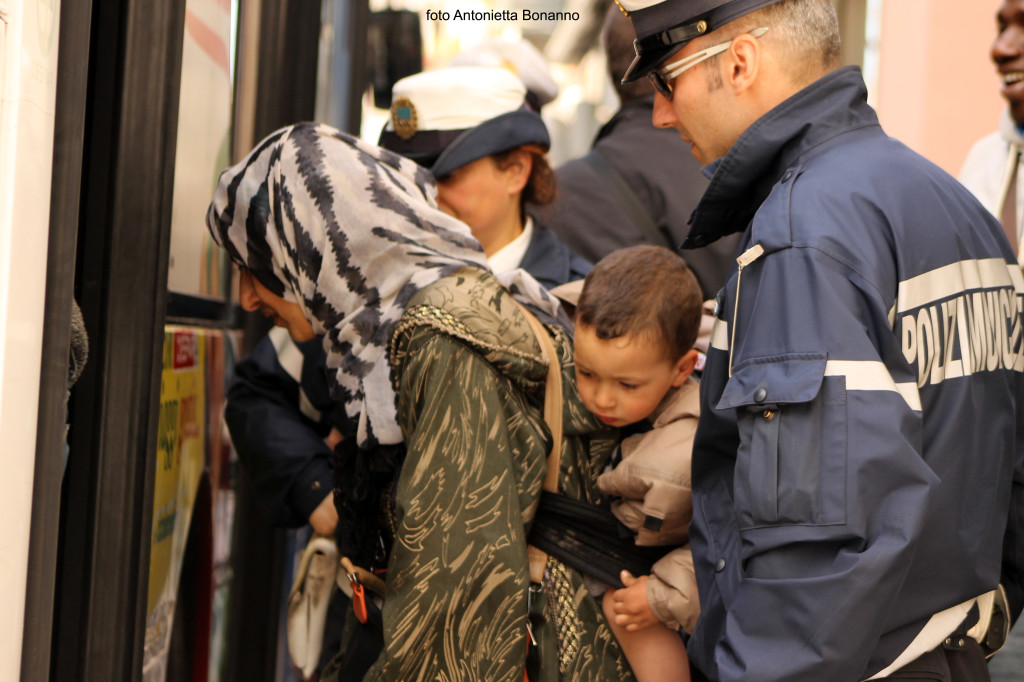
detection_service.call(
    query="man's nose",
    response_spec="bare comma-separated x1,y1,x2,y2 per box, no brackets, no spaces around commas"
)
652,89,678,129
993,26,1023,63
238,270,261,312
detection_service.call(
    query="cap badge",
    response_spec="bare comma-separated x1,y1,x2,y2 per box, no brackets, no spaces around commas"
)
391,97,418,140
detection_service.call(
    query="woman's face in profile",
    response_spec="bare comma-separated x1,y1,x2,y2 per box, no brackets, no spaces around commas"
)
433,151,530,254
435,157,516,234
237,269,315,342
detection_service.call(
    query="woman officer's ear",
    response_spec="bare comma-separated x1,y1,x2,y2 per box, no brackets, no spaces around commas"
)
496,148,533,196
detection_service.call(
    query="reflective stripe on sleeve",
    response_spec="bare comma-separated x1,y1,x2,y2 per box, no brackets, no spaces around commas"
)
897,258,1024,315
824,360,922,411
710,317,729,352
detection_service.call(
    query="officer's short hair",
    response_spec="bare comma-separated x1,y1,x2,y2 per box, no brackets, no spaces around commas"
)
576,245,702,361
740,0,840,80
699,0,840,91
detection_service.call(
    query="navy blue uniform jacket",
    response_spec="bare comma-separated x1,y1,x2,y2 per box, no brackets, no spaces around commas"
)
685,66,1024,681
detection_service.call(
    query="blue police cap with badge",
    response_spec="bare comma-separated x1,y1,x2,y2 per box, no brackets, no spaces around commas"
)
618,0,785,83
378,66,550,179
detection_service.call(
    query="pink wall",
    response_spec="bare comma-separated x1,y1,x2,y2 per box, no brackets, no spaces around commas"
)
876,0,1005,176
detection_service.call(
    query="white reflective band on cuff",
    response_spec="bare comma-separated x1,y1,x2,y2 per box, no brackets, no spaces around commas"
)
710,317,729,352
824,360,922,411
897,258,1024,315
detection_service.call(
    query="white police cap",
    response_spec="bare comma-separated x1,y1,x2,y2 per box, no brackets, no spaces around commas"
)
378,66,550,179
618,0,784,82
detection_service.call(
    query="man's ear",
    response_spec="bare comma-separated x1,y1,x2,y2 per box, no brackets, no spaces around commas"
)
725,31,762,94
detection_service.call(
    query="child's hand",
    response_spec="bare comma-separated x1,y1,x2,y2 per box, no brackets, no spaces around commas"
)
608,570,659,632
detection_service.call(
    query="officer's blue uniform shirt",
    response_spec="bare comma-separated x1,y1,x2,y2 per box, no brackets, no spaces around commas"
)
520,220,591,290
684,66,1024,681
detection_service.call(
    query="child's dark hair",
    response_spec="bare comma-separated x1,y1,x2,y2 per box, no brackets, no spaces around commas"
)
575,245,702,360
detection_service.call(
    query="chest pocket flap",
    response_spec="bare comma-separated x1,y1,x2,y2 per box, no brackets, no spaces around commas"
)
717,353,827,410
716,354,847,530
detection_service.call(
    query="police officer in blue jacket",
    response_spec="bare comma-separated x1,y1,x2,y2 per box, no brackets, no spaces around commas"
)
618,0,1024,680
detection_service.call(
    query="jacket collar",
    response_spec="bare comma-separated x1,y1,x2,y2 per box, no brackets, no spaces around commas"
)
682,66,879,249
649,376,700,428
999,107,1024,146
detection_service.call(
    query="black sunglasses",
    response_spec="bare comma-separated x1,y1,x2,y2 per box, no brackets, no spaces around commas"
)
647,70,674,100
647,28,769,101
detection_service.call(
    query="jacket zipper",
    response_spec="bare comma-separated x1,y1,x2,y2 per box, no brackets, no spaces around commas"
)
730,243,766,376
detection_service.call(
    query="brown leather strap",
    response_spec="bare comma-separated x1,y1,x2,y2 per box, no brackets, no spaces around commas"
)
517,304,564,584
520,306,563,490
1001,146,1020,255
339,555,387,597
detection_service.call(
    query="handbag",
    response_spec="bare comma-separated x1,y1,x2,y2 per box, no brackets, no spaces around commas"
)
286,534,340,679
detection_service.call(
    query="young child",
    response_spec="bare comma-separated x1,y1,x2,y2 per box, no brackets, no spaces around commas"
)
572,245,703,682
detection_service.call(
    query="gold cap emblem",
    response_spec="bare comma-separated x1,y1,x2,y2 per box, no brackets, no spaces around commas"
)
391,97,418,140
696,20,708,33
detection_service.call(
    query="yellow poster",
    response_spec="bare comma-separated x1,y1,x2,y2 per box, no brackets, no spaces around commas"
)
143,327,207,679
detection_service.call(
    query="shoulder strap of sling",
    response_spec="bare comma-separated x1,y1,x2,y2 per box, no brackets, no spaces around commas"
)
517,304,563,583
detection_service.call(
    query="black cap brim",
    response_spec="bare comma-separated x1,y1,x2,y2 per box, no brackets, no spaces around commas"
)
621,42,683,83
430,110,549,179
620,0,785,83
378,128,463,169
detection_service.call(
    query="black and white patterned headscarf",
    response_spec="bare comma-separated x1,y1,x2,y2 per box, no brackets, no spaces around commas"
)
208,122,559,447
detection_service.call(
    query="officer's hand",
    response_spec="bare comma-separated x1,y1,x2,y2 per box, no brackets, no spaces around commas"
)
609,570,658,632
308,493,338,536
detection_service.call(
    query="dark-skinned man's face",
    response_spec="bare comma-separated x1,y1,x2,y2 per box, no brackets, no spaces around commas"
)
995,0,1024,125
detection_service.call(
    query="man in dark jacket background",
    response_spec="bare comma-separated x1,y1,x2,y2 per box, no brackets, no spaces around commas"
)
534,3,738,300
619,0,1024,680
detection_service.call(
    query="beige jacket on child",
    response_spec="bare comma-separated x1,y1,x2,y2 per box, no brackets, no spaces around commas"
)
597,378,701,633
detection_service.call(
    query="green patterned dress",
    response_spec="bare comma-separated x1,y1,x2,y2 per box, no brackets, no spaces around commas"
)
354,268,634,681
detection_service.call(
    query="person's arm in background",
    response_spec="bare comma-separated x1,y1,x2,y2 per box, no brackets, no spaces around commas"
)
226,328,338,533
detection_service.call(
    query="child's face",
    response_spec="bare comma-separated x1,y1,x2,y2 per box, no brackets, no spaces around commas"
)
574,323,697,428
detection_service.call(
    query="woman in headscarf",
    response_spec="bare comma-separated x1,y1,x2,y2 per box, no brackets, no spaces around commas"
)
378,66,590,290
207,122,633,681
220,67,585,586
